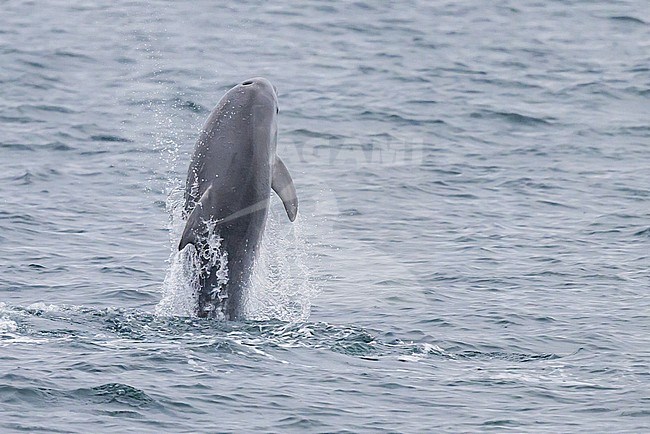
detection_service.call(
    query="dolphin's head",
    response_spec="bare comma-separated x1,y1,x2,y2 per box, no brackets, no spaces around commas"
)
237,77,278,100
227,77,279,155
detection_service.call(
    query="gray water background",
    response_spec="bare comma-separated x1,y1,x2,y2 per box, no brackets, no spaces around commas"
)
1,0,649,432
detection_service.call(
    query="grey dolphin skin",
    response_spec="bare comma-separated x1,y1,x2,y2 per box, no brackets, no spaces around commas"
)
178,77,298,320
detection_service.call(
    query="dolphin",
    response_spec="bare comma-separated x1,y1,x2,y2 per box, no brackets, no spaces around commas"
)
178,77,298,320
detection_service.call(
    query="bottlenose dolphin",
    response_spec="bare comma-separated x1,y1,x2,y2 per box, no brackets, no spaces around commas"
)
178,77,298,320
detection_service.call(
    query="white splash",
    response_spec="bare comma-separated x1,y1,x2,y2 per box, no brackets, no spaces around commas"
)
0,317,17,333
155,187,229,319
155,186,199,317
155,245,200,317
242,202,319,322
199,220,229,304
155,181,318,321
26,302,61,313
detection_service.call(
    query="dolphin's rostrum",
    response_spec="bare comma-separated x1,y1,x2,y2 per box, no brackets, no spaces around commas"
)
178,77,298,319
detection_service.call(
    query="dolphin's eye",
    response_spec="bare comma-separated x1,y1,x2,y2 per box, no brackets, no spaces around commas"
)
276,106,280,114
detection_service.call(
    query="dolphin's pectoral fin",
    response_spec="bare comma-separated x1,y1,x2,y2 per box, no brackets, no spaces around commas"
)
272,156,298,222
178,185,214,251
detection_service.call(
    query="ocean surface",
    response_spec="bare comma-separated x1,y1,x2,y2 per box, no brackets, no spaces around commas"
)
1,0,649,432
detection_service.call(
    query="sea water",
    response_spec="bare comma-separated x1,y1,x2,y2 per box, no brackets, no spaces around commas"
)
1,1,649,431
